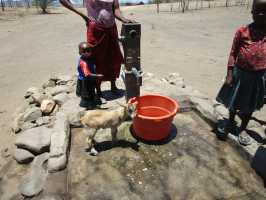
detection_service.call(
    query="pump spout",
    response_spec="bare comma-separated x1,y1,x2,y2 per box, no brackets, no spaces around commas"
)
131,67,142,86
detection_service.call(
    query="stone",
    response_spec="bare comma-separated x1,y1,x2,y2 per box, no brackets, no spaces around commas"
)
23,107,42,122
15,126,52,154
36,116,51,126
21,122,37,131
60,97,86,127
214,104,228,119
31,93,48,106
164,73,184,86
248,126,266,141
1,147,11,158
41,99,56,115
142,72,154,81
19,153,49,197
56,75,74,85
24,87,43,99
52,93,69,105
189,96,218,126
48,112,70,172
48,155,67,173
47,85,71,96
14,148,34,164
12,113,24,133
42,79,56,89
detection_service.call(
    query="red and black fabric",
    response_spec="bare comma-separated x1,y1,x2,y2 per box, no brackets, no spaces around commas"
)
87,21,123,82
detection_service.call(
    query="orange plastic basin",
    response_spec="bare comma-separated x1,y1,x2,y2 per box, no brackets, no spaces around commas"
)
129,94,179,141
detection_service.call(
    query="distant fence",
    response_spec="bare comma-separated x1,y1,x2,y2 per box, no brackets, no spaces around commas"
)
155,0,252,13
0,0,252,12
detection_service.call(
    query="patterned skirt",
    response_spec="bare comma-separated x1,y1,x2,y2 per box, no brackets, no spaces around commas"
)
216,67,265,114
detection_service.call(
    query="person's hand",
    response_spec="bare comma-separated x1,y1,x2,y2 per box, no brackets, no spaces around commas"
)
82,15,90,24
97,74,104,79
122,18,136,23
225,74,233,86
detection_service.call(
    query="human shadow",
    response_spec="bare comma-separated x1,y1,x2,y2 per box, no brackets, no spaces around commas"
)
250,116,266,126
86,140,140,154
246,129,266,145
215,118,266,144
101,89,125,101
130,123,177,145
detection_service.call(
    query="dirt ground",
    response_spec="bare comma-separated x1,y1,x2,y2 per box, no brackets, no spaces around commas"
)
0,4,265,165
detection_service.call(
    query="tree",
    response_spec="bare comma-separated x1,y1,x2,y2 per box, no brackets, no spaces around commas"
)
1,0,5,11
36,0,52,13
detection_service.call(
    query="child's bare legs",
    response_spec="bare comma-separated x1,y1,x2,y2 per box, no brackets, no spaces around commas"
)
111,79,119,94
217,110,236,140
238,113,252,145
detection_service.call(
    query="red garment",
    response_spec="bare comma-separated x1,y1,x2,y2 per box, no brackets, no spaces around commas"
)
228,23,266,71
87,21,123,81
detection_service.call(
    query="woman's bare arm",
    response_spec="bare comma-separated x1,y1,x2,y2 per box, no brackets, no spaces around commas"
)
113,0,135,23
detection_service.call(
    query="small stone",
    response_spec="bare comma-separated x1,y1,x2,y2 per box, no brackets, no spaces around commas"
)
14,148,34,164
56,75,74,85
21,122,37,131
53,93,69,105
142,168,148,171
24,87,42,98
42,79,56,89
41,99,56,115
36,116,51,126
138,181,142,185
1,147,10,158
23,107,42,122
48,85,71,96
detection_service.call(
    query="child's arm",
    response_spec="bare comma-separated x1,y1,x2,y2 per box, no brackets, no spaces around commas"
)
226,29,241,85
80,61,103,79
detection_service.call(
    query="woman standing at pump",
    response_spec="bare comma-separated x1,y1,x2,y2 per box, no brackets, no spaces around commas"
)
59,0,135,97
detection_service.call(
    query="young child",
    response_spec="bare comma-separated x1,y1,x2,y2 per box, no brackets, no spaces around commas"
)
76,42,103,109
216,0,266,145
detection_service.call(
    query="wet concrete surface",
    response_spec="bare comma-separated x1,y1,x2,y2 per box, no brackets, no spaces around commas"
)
68,112,266,200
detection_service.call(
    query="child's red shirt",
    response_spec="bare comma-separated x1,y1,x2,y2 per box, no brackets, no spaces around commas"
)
228,23,266,71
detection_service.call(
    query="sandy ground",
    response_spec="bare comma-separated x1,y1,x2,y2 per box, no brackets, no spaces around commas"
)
0,5,265,162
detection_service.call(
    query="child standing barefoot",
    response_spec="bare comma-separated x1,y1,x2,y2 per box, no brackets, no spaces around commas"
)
216,0,266,145
76,42,103,110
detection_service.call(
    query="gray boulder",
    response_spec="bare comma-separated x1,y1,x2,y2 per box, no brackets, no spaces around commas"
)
47,85,71,96
60,97,86,127
19,153,49,197
14,148,35,164
48,112,70,172
36,116,51,126
53,93,69,106
15,126,52,154
24,87,43,99
23,107,42,122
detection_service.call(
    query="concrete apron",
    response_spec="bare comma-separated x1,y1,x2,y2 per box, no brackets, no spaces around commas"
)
66,111,265,200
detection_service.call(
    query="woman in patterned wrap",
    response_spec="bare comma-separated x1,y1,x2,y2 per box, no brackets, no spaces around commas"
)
59,0,135,97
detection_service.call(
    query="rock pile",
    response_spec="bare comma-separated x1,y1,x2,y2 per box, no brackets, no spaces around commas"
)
10,72,266,198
